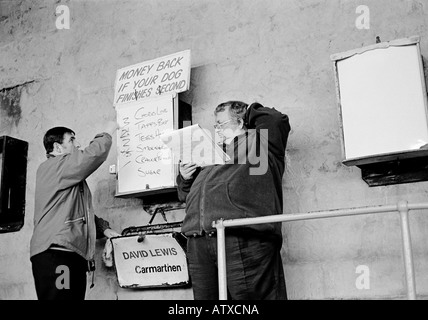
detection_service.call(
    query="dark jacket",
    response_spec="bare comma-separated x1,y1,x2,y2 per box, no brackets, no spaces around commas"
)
30,132,112,260
177,103,290,240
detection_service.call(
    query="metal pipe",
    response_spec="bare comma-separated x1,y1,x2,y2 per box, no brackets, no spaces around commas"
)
398,200,417,300
216,219,228,300
221,203,399,228
408,202,428,211
212,201,428,300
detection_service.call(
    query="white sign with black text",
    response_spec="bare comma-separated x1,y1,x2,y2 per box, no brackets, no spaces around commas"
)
111,234,189,289
113,49,191,106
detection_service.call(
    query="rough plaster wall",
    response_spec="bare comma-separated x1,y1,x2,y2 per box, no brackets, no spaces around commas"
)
1,0,428,300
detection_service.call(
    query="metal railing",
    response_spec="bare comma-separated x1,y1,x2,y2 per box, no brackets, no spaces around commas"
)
213,200,428,300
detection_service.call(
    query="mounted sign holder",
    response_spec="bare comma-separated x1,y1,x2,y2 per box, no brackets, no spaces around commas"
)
111,208,189,289
0,136,28,233
113,50,192,201
331,36,428,186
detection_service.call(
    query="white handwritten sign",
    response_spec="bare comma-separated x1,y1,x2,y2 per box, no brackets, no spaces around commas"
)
116,94,175,196
111,234,189,288
113,50,191,106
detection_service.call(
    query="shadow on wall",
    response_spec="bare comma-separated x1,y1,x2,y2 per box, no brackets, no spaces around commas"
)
423,55,428,95
0,81,34,133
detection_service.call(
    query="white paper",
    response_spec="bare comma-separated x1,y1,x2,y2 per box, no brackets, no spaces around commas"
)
159,124,230,167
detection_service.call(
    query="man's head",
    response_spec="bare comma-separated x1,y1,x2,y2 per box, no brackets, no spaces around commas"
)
43,127,80,155
214,101,248,144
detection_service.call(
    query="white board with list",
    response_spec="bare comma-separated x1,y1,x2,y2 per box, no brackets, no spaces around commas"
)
115,94,177,196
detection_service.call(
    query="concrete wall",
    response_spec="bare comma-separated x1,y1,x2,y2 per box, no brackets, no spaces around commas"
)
1,0,428,300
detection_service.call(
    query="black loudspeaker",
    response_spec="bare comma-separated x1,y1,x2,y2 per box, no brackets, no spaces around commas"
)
0,136,28,233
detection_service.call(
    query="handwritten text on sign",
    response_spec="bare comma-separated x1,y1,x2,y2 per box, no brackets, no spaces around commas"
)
116,94,174,195
111,234,189,288
113,50,190,106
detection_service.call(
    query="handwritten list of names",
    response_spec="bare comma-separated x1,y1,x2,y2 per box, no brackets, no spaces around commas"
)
116,94,175,195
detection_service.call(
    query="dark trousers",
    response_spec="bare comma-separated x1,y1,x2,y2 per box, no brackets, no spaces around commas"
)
31,249,88,300
186,233,287,300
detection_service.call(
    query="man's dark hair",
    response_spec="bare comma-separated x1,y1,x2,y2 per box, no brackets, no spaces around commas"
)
43,127,75,153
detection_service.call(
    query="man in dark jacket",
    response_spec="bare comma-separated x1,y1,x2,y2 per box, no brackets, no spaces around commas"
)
177,101,291,300
30,123,121,300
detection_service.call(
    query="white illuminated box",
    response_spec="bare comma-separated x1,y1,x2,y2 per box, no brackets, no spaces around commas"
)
331,36,428,166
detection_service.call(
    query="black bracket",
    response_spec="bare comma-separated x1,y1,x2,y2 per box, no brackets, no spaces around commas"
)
358,156,428,187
